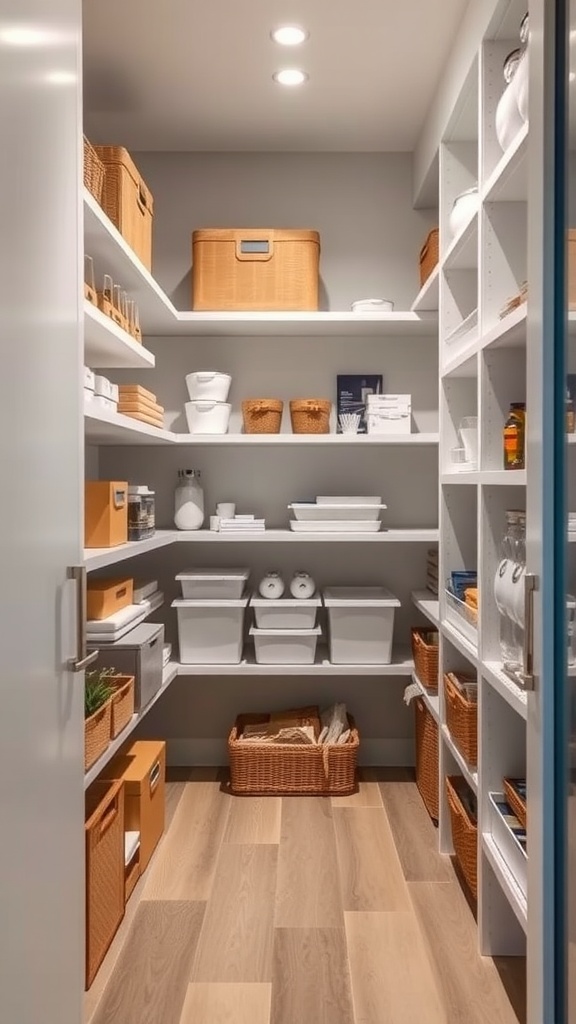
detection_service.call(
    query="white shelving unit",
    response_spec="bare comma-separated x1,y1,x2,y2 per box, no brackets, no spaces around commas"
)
175,648,414,677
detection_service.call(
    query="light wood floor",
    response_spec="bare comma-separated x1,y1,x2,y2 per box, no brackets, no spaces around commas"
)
86,767,526,1024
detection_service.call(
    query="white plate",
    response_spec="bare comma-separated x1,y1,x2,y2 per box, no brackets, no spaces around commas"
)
289,503,387,522
290,520,382,533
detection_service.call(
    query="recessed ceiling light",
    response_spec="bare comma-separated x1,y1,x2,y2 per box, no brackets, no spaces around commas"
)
271,25,308,47
273,68,308,87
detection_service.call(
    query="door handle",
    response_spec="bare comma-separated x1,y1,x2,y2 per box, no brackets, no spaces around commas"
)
520,573,538,691
67,565,98,672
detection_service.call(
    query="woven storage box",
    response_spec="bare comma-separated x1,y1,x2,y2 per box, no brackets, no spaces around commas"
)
504,778,527,830
192,228,320,311
414,697,439,821
94,146,154,270
228,713,359,795
411,627,439,690
419,228,439,286
85,700,112,771
110,675,135,739
444,672,478,766
85,780,125,988
242,399,284,434
290,399,331,434
446,775,478,899
84,137,105,205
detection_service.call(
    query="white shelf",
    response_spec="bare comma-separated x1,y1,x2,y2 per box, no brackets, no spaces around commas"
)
83,661,179,790
442,342,479,379
441,471,480,485
411,264,440,313
482,834,528,934
482,661,528,720
442,620,479,667
84,531,175,571
412,672,441,724
481,470,527,486
480,304,527,352
482,124,528,203
84,403,174,446
442,213,478,272
84,301,155,370
173,528,439,544
442,724,478,794
411,589,440,628
175,647,414,676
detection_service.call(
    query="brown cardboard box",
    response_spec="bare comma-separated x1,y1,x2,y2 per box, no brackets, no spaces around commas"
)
85,481,128,548
102,740,166,872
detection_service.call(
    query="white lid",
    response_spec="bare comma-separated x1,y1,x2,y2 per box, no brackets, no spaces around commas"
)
323,586,400,608
288,503,387,511
249,625,322,637
172,597,249,608
176,568,250,581
250,595,321,608
128,485,155,495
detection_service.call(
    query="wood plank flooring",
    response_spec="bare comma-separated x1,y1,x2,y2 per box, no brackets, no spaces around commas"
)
86,768,526,1024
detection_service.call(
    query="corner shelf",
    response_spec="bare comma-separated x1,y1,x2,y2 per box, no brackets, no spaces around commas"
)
442,213,478,272
482,124,528,203
480,304,527,352
85,531,176,571
172,528,440,544
84,301,155,370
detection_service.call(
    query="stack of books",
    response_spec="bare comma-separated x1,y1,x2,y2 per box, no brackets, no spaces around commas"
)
219,514,266,534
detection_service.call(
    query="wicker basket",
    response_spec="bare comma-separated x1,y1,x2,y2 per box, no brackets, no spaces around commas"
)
85,779,125,988
504,778,527,830
228,713,359,795
419,228,439,286
290,399,331,434
414,697,439,821
411,627,439,690
85,700,112,772
242,399,284,434
444,672,478,766
83,137,105,205
94,146,154,270
110,675,135,739
446,775,478,899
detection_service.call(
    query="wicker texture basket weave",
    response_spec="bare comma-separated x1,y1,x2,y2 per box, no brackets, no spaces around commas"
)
503,778,527,830
85,700,112,771
419,228,439,286
110,676,135,739
94,146,154,270
85,780,125,988
411,627,439,690
446,775,478,899
242,399,284,434
290,399,331,434
228,713,358,795
444,672,478,766
83,137,105,205
414,697,439,821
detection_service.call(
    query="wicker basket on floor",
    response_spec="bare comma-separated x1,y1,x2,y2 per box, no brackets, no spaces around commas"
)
228,713,359,795
83,136,105,205
446,775,478,899
411,627,439,690
242,399,284,434
504,778,527,830
109,675,135,739
85,780,125,988
419,228,439,286
290,399,331,434
414,697,439,821
85,700,112,771
444,672,478,767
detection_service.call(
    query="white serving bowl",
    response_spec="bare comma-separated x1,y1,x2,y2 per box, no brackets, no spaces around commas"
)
185,371,231,403
185,400,231,434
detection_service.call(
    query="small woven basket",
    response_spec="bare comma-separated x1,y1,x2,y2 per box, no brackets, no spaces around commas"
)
419,228,439,286
446,775,478,899
414,697,439,821
290,399,331,434
242,399,284,434
503,778,527,830
228,713,358,796
83,136,105,205
444,672,478,766
110,675,135,739
411,627,439,690
85,700,112,771
85,780,125,987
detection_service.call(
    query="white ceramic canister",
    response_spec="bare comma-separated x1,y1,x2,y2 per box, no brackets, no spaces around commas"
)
174,469,205,530
185,400,231,435
258,571,286,600
515,49,528,124
449,187,479,238
185,371,232,403
509,561,526,627
290,571,316,600
495,48,524,151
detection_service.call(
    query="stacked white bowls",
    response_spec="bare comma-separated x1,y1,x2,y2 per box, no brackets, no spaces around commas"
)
185,371,232,434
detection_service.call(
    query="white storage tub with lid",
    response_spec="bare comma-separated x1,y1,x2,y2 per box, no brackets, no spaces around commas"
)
172,596,248,664
250,594,321,629
185,400,231,434
323,586,401,664
176,568,250,600
249,625,321,665
185,371,232,403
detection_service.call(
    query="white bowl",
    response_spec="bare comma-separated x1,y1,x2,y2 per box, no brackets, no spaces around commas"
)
186,371,231,403
185,400,231,434
449,187,479,238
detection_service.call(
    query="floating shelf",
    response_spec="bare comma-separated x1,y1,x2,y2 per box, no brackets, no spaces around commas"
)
480,304,527,352
412,672,440,723
172,528,440,544
85,531,176,571
85,404,174,446
442,341,479,379
441,471,480,485
442,620,479,667
442,724,478,794
481,470,527,486
411,264,440,313
482,124,528,204
482,661,528,720
411,589,440,629
175,647,414,677
84,301,155,370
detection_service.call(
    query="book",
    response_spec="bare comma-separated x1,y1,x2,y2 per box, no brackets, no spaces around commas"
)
337,374,383,434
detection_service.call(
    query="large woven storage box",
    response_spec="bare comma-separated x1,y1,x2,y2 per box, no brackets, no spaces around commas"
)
85,780,125,988
192,228,320,310
94,146,154,270
414,697,439,821
446,775,478,899
444,672,477,766
228,713,358,795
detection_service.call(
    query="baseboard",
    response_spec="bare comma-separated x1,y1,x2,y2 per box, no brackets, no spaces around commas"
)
167,737,415,768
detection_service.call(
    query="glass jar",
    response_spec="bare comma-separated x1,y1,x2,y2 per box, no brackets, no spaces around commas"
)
174,470,204,531
503,402,526,470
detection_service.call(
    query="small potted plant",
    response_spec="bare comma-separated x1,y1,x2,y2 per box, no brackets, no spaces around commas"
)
85,669,116,771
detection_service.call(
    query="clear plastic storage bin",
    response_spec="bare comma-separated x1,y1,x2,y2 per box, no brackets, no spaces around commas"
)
323,586,400,664
173,597,248,664
250,625,321,665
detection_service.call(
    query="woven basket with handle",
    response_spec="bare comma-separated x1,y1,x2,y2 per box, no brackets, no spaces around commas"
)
411,627,439,690
446,775,478,898
414,697,439,821
85,780,125,987
503,778,527,830
109,675,135,739
444,672,477,766
85,700,112,771
290,399,331,434
242,399,284,434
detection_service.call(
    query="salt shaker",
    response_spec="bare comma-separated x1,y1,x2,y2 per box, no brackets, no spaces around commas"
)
258,571,285,599
290,571,316,599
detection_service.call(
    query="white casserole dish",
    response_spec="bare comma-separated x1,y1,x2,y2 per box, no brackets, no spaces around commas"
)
185,400,231,434
185,371,232,403
289,503,386,522
289,520,382,533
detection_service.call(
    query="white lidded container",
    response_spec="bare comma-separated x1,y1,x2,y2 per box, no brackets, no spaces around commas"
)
323,586,400,664
185,400,231,434
251,594,321,629
176,568,250,600
289,503,386,522
185,371,232,403
173,596,248,664
250,625,321,665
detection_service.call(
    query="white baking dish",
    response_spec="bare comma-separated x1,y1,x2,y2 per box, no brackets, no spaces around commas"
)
289,503,386,522
323,586,400,664
251,595,321,629
172,597,248,664
250,625,321,665
185,371,232,403
185,400,231,434
290,520,382,533
176,568,250,600
316,495,381,505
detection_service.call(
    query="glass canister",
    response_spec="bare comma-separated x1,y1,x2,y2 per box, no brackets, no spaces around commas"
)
494,510,524,671
128,485,155,541
174,470,205,531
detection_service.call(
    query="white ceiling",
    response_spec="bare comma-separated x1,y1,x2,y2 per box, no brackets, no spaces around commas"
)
83,0,468,153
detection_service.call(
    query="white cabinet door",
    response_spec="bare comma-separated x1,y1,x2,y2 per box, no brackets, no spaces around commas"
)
0,3,85,1023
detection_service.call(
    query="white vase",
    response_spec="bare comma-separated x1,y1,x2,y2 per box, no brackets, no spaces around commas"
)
258,571,285,599
290,571,316,600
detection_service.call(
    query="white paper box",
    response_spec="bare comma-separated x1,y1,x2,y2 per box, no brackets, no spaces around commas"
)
172,597,248,664
251,595,321,629
323,586,400,664
366,394,411,435
250,625,321,664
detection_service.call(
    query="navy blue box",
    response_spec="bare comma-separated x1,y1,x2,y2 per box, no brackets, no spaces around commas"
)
337,374,383,434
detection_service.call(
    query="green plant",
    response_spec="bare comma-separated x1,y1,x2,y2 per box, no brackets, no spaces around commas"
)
85,668,117,719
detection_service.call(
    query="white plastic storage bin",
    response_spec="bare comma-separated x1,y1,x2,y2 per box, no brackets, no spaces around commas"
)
185,371,232,403
173,597,248,664
323,586,400,664
250,595,321,629
176,568,250,600
250,625,321,665
185,400,231,434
